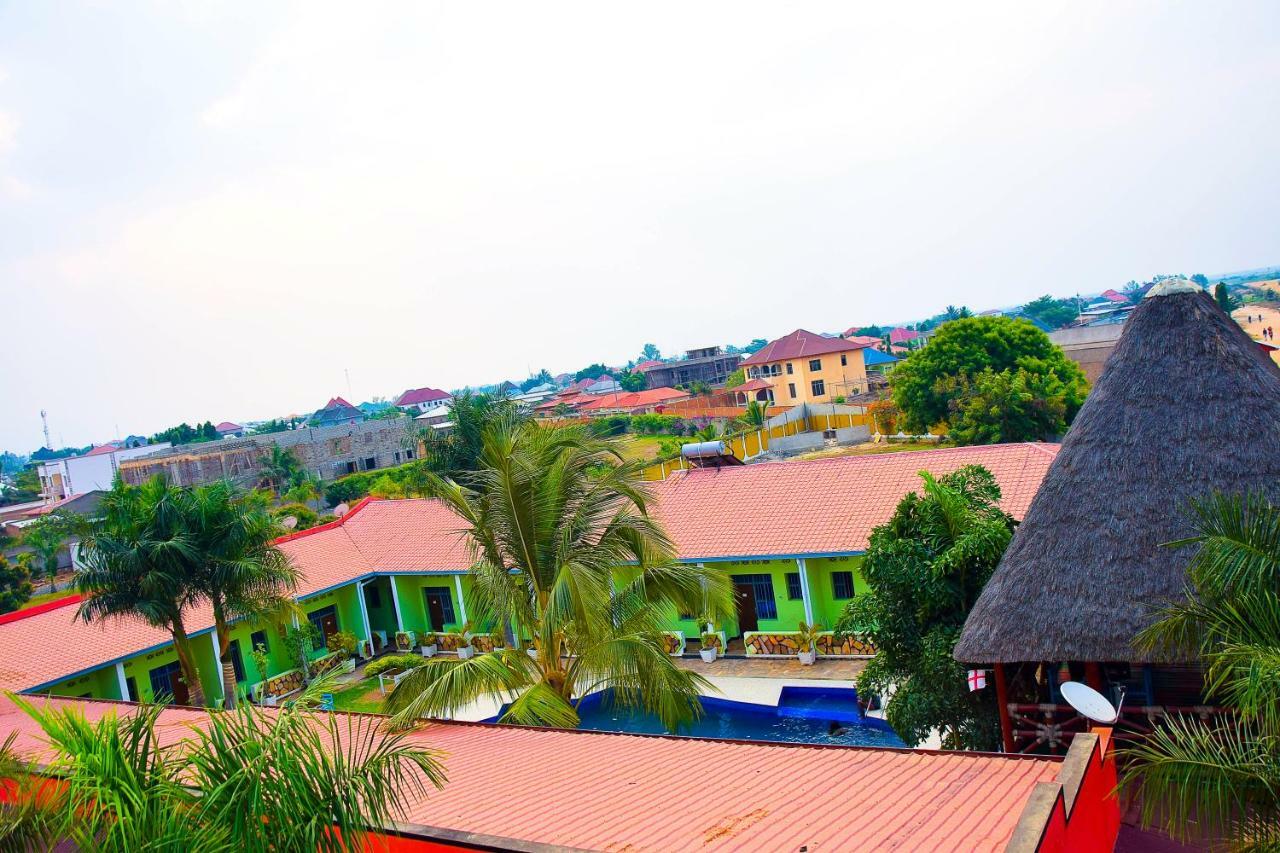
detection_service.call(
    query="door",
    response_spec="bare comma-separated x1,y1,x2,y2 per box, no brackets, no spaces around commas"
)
423,588,456,632
733,582,758,634
308,605,340,649
148,661,188,706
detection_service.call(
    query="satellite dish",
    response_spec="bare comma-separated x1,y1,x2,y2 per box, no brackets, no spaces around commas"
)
334,503,350,517
280,516,298,530
1060,681,1124,724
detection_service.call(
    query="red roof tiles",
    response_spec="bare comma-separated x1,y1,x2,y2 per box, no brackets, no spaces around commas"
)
0,695,1064,852
394,387,451,407
577,387,690,411
888,327,921,345
740,329,872,366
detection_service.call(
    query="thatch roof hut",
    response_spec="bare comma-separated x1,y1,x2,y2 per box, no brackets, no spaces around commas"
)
956,280,1280,666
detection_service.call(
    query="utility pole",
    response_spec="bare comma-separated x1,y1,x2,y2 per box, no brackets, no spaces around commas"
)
40,410,51,449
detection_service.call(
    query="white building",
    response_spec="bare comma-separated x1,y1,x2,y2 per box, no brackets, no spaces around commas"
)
393,386,453,414
37,442,170,502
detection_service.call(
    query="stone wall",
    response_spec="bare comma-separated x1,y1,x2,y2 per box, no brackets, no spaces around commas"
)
744,631,875,657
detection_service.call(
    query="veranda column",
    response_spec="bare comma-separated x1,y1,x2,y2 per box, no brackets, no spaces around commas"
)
796,558,815,625
356,580,374,655
453,575,468,625
115,663,130,701
389,576,405,631
208,627,222,705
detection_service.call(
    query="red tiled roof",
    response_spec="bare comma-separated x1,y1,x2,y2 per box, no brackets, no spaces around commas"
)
633,359,665,372
732,378,773,392
0,695,1063,852
85,444,120,457
325,396,356,409
214,422,241,432
843,334,884,347
394,387,451,407
649,443,1059,559
577,387,689,411
740,329,871,366
1101,289,1129,303
888,327,921,344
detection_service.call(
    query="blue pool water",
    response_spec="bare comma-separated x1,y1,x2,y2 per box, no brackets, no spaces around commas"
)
561,687,904,747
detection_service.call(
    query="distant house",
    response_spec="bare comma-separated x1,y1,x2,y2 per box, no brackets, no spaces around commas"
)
1100,288,1130,304
577,387,690,416
740,329,876,405
841,334,884,349
886,327,922,353
393,387,452,415
310,397,365,429
36,442,171,503
585,376,621,395
637,346,741,390
215,422,245,439
508,384,558,408
862,348,899,374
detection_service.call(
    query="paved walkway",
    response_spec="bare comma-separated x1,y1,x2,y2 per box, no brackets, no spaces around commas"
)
675,654,866,680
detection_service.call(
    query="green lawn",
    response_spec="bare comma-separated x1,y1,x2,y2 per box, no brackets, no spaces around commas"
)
615,434,673,463
23,589,75,609
330,677,388,714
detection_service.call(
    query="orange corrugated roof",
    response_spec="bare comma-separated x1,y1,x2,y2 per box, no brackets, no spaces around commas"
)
0,695,1063,852
577,387,689,411
0,444,1057,693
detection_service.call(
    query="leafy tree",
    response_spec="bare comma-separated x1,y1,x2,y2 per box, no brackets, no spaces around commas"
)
386,420,732,730
688,380,712,397
889,315,1088,439
272,502,319,531
834,466,1015,749
1214,282,1238,314
619,371,647,392
259,445,305,495
943,305,973,321
519,369,553,392
574,363,610,382
724,368,745,388
1123,492,1280,847
552,402,572,418
416,391,526,477
22,514,71,591
8,680,443,852
1020,294,1079,330
1190,273,1209,286
76,478,210,706
735,400,768,431
369,407,406,421
0,553,34,614
249,418,299,436
640,343,661,361
281,476,321,505
1123,282,1146,305
854,325,885,338
1,466,40,506
944,367,1073,445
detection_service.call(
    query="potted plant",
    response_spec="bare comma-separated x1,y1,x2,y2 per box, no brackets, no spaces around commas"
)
699,632,721,663
420,632,438,658
329,630,360,673
795,621,822,666
395,630,416,653
457,621,475,660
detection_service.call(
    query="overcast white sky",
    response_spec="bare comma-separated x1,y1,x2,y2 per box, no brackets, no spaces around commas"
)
2,2,1278,451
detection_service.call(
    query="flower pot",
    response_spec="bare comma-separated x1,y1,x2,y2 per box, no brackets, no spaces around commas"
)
340,658,356,674
420,644,438,658
797,650,817,666
699,648,717,663
457,645,475,660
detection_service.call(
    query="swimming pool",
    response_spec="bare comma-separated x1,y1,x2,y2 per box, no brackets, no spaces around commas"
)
519,686,904,747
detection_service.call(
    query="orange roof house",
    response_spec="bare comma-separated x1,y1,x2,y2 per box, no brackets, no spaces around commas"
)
740,329,877,405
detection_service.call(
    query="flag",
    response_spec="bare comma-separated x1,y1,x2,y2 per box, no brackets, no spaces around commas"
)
966,669,987,691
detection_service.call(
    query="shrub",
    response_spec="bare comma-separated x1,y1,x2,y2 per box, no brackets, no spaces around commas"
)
364,655,428,677
329,630,360,659
272,502,318,531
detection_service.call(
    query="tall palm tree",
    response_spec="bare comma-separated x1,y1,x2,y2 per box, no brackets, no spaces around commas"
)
186,480,299,709
1122,492,1280,848
385,418,732,730
259,445,304,495
76,478,208,707
7,679,444,852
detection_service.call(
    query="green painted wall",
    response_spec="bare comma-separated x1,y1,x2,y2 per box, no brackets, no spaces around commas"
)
363,577,398,635
392,574,469,634
299,585,364,660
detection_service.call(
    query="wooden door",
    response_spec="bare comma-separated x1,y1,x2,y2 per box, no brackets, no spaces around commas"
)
733,582,758,634
425,593,447,632
318,611,339,644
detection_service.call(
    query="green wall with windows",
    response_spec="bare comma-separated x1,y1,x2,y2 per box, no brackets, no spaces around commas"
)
392,574,469,635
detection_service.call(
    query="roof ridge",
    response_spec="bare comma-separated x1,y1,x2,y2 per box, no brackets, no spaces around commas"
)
273,495,374,545
0,594,82,626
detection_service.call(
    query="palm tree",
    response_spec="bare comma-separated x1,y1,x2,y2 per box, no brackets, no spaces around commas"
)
7,678,444,852
186,481,299,709
75,478,209,707
21,514,68,593
259,445,304,495
1122,492,1280,847
385,418,732,730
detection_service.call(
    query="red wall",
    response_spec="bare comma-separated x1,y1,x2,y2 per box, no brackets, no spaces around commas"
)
1035,729,1121,852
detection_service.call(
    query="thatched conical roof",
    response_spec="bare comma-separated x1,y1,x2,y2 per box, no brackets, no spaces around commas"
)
956,281,1280,664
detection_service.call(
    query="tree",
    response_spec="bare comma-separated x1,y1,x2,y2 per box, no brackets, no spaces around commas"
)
736,400,768,430
942,305,973,321
944,367,1073,445
185,480,298,710
281,475,321,505
619,371,647,392
415,391,526,476
0,553,34,614
574,363,610,382
385,419,732,730
259,445,305,495
1214,282,1238,314
1020,294,1079,330
889,315,1088,439
855,325,885,338
75,478,209,707
22,514,70,592
1122,492,1280,847
272,502,319,531
8,679,444,852
1190,273,1209,286
640,343,661,361
834,466,1015,750
724,368,745,389
519,369,553,392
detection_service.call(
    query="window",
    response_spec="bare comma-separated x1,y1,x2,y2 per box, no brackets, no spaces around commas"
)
786,362,794,375
344,461,358,475
404,448,414,460
832,571,855,599
125,677,139,702
393,451,401,463
228,638,246,683
733,573,778,620
808,359,822,372
307,605,339,649
841,353,847,366
785,572,803,600
363,457,377,471
811,379,826,397
788,383,797,399
250,630,269,655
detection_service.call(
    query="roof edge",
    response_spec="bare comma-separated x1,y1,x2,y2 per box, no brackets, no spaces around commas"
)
0,594,82,626
273,496,373,545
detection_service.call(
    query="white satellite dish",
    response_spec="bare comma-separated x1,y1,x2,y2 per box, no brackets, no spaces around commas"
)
1060,681,1124,724
280,516,298,530
334,503,350,517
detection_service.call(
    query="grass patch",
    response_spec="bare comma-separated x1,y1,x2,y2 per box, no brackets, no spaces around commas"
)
791,440,954,461
331,678,388,714
615,435,673,463
21,590,77,610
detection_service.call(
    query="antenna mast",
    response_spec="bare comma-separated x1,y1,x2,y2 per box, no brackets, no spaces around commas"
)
40,410,52,449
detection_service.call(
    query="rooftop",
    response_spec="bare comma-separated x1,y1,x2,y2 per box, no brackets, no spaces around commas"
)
395,387,451,406
740,329,872,366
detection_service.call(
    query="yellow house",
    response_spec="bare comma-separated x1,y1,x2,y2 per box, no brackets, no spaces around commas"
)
740,329,872,405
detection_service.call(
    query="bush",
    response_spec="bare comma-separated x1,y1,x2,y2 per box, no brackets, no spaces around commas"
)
364,655,428,677
588,415,630,437
272,502,318,531
329,631,360,659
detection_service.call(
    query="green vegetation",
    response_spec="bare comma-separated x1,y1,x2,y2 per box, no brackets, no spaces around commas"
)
385,419,731,730
724,367,745,388
2,682,443,851
619,371,646,391
259,445,307,496
365,654,428,678
21,513,70,591
574,363,611,381
889,315,1088,443
1123,493,1280,847
273,502,319,530
416,390,527,477
1020,294,1079,330
835,466,1014,750
1214,281,1239,314
150,421,219,446
0,553,35,614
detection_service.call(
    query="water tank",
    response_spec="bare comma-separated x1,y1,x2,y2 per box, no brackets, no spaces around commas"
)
681,441,728,459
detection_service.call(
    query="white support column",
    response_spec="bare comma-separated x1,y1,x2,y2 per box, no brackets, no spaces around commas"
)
389,576,405,630
796,558,814,626
292,613,310,679
356,580,373,654
453,575,468,625
208,627,223,703
115,663,130,701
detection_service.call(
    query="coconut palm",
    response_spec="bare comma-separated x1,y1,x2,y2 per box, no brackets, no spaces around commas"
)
75,478,209,707
1123,492,1280,848
259,445,305,495
385,418,732,730
7,679,444,852
185,480,299,709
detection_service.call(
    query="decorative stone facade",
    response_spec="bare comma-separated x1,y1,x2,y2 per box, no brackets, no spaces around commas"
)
469,634,502,653
309,651,345,677
436,633,467,652
259,668,304,699
744,631,875,657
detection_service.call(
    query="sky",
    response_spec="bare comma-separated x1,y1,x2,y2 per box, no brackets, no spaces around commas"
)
2,2,1279,452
